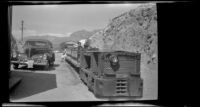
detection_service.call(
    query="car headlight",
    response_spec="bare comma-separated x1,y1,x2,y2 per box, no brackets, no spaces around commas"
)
12,52,17,58
43,54,47,60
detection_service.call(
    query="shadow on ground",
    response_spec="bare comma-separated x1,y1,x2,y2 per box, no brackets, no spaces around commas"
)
9,71,57,100
16,64,60,71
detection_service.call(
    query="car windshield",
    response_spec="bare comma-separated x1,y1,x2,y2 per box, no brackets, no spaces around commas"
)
27,41,48,47
30,48,50,56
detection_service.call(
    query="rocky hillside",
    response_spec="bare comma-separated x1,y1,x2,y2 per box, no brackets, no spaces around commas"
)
89,3,157,65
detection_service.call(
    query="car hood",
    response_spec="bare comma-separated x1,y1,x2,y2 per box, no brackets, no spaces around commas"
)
18,53,28,59
24,48,50,57
31,54,45,59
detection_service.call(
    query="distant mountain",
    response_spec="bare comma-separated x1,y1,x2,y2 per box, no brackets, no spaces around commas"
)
66,29,100,42
21,29,101,50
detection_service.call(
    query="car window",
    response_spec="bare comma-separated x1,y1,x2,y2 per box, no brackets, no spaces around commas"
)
28,41,48,47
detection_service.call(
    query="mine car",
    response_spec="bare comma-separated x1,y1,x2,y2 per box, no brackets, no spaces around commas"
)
11,39,55,70
65,41,143,98
64,41,78,60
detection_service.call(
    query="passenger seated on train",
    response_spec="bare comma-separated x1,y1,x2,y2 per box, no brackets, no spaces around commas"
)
61,49,67,62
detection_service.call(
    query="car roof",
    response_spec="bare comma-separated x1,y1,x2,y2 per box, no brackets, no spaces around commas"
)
25,39,53,48
25,39,51,43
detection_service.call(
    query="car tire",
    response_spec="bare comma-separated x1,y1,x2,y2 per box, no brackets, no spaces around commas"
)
50,61,54,67
52,53,55,62
44,61,50,70
13,64,19,69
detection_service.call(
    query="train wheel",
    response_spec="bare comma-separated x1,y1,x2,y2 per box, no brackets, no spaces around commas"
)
76,67,80,74
83,73,87,85
93,80,100,97
87,75,91,91
88,77,94,92
79,69,83,81
85,73,89,86
80,70,86,85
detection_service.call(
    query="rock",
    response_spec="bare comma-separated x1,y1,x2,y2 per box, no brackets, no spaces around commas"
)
89,30,105,50
89,3,157,66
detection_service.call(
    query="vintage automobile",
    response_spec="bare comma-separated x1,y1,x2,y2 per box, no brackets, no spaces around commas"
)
11,39,55,70
65,42,143,98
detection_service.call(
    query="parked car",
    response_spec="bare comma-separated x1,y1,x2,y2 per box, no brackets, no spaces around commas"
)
11,39,55,70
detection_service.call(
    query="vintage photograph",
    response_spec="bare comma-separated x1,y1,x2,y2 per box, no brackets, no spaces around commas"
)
9,2,157,101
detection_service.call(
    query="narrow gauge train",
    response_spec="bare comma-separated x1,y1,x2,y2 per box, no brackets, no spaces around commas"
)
65,42,143,98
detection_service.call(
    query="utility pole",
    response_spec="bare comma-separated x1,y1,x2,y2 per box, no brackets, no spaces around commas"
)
21,20,24,42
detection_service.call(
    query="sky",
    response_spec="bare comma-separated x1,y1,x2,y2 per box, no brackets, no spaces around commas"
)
12,3,143,40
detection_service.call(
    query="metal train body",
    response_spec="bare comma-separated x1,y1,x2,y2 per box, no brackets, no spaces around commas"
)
65,43,143,98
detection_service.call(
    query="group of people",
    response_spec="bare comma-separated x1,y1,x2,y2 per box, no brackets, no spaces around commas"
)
60,38,98,62
60,39,85,62
61,49,67,62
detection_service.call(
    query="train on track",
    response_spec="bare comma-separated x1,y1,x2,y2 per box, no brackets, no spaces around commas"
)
63,41,143,98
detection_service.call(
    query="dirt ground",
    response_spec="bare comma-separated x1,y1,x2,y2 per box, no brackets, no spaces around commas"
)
9,52,157,102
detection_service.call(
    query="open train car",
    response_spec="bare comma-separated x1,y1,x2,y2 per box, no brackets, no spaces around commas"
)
65,42,143,98
64,41,78,60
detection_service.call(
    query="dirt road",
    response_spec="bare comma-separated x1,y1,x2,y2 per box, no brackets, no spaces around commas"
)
9,53,102,102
